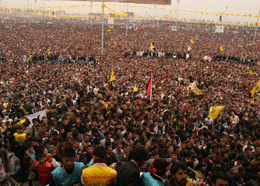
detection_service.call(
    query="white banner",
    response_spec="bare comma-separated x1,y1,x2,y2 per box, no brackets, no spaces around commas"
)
43,0,171,5
171,25,177,31
27,110,47,127
215,25,224,33
108,18,114,25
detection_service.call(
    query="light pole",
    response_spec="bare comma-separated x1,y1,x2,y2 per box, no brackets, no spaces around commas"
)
177,0,180,29
101,0,104,55
0,0,2,21
163,5,165,22
253,8,260,44
154,5,156,25
126,3,128,37
91,2,93,26
43,3,45,23
225,6,228,25
35,0,37,21
29,3,31,29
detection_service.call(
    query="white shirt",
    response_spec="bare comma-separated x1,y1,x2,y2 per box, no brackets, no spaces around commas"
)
230,115,240,125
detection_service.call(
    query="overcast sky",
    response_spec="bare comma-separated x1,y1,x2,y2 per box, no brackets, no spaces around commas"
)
2,0,260,22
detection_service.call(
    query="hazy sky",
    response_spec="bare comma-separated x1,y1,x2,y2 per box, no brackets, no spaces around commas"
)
2,0,260,22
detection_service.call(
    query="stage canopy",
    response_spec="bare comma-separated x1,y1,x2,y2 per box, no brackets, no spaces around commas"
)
43,0,171,5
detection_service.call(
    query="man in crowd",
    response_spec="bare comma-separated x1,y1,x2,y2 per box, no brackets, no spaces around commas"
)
49,148,84,186
116,146,150,186
81,146,117,185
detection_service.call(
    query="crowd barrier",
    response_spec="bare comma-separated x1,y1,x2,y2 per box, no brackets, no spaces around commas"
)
9,177,19,186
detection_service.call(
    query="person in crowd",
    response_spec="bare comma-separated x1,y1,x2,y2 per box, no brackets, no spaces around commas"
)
81,146,117,185
34,153,52,186
49,148,84,186
116,146,150,186
141,158,170,186
169,162,188,186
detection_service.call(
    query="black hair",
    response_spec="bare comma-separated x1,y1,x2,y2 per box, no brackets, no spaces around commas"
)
37,153,46,160
93,146,106,158
131,146,150,162
152,158,169,177
26,143,33,149
62,148,76,158
233,174,243,182
23,155,32,164
211,171,229,184
188,170,196,179
32,118,38,123
170,162,187,175
104,131,110,136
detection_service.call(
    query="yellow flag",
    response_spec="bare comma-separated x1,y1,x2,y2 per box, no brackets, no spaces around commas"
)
249,70,257,75
220,45,224,51
208,106,224,119
114,40,116,45
190,39,195,44
249,70,255,75
251,79,260,96
247,99,255,104
151,42,155,53
100,100,108,109
133,84,138,92
110,70,116,82
29,55,33,62
109,25,114,29
48,49,50,55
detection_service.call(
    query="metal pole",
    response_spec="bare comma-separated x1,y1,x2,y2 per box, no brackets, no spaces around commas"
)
0,0,2,21
143,6,144,18
35,0,37,21
126,3,128,36
43,3,45,23
253,8,260,44
29,3,31,29
163,5,165,23
150,72,152,101
177,0,180,30
91,2,93,26
27,0,30,28
154,5,156,24
226,6,228,25
101,0,104,55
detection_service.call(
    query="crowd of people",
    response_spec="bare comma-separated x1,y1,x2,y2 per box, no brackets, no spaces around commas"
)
0,18,259,186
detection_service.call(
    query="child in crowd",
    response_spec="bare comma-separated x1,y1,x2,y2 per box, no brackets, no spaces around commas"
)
26,143,36,159
34,153,52,186
46,153,60,168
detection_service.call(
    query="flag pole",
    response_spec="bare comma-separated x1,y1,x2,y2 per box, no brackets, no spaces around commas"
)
150,72,152,101
253,8,260,44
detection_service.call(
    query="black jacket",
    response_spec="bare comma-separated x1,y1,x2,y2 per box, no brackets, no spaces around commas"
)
116,161,141,186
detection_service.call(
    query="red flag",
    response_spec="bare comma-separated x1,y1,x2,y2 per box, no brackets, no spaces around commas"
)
146,73,152,101
256,44,259,50
248,80,252,95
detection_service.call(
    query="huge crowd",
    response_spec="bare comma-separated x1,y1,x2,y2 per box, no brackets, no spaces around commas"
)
0,18,259,186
